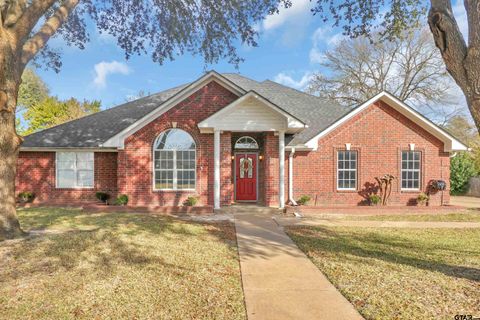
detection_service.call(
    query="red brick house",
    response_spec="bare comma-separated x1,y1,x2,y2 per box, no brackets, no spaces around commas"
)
16,71,468,208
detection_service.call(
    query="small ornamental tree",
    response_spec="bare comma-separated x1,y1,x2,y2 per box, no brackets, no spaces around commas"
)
0,0,290,239
450,152,477,195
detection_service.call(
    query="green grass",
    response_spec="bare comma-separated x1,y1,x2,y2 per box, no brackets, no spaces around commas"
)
345,211,480,222
286,226,480,320
0,208,246,320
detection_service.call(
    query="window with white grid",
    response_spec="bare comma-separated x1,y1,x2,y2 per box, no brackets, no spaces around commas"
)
153,129,196,190
337,150,357,190
56,152,94,188
401,151,421,190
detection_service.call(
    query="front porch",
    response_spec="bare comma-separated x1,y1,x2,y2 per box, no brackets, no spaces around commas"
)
198,91,306,209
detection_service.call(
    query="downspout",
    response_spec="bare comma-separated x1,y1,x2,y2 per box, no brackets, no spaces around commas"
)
288,148,298,206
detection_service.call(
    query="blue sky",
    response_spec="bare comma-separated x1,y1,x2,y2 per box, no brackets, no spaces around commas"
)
36,0,469,112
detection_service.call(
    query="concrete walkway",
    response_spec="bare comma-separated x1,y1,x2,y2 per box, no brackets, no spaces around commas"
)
235,213,363,320
274,216,480,229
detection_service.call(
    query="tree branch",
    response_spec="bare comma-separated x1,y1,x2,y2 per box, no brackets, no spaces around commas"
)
428,0,469,91
20,0,79,66
11,0,57,42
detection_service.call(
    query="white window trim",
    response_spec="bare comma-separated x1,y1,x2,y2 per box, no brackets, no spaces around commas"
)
401,151,421,191
55,152,94,189
336,150,357,191
153,149,197,191
234,136,259,149
152,129,197,191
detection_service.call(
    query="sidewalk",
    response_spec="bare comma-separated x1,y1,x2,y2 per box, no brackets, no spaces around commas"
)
274,216,480,229
235,213,363,320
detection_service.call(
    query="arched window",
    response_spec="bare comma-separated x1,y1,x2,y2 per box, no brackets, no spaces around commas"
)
235,136,259,149
153,129,196,190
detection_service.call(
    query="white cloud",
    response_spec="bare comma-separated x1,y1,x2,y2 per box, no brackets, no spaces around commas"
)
263,0,311,31
273,72,314,90
452,0,468,39
309,27,344,64
261,0,314,46
93,61,131,88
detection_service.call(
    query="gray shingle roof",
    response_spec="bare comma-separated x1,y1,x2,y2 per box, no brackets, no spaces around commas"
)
22,84,187,148
221,74,349,145
22,72,348,148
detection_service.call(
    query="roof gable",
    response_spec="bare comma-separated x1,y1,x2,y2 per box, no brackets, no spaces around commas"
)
198,91,305,133
303,92,469,152
101,71,245,148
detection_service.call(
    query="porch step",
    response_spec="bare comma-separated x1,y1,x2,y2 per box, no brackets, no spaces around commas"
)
215,205,283,215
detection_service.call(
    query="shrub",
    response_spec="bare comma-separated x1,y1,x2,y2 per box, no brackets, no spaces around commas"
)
18,191,35,203
297,195,311,205
368,194,381,206
450,152,477,195
115,194,129,206
417,192,429,205
184,196,199,206
95,192,110,204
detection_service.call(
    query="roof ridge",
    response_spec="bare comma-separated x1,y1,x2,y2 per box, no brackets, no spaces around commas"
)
262,79,324,100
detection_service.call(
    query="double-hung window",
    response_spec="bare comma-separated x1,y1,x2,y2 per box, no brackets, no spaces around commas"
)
337,150,357,190
154,129,196,190
401,151,421,190
56,152,94,188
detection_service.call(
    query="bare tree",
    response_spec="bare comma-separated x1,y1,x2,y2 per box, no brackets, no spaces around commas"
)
311,0,480,133
306,29,463,123
0,0,290,239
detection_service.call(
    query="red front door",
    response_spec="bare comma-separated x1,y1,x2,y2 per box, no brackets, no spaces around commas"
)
235,153,257,201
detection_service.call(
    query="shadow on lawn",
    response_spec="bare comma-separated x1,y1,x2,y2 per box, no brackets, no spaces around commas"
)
287,226,480,282
2,208,236,280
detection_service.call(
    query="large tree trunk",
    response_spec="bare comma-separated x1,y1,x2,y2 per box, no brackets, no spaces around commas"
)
0,33,24,240
428,0,480,131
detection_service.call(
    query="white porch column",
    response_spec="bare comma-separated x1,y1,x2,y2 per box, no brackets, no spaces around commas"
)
214,130,221,210
279,130,285,208
288,148,297,205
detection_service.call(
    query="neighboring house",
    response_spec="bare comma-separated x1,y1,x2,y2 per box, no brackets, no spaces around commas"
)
16,71,468,208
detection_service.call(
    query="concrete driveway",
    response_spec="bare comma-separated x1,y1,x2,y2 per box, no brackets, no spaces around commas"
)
450,196,480,208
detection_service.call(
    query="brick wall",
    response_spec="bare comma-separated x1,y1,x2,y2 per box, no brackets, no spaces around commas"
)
118,81,238,206
264,132,280,207
16,151,117,203
291,101,450,206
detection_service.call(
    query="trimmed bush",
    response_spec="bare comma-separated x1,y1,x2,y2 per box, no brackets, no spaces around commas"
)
115,194,129,206
368,194,381,206
184,196,199,206
18,191,35,203
297,195,311,206
95,192,110,204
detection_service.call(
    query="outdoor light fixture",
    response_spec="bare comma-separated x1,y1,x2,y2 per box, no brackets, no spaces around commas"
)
259,155,264,161
231,155,235,160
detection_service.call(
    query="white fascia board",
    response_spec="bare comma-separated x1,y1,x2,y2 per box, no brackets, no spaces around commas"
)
285,145,313,151
305,91,469,152
20,147,118,152
198,91,306,133
101,71,246,149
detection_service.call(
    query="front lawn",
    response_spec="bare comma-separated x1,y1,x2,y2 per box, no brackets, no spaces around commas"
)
286,226,480,320
0,208,246,319
345,211,480,222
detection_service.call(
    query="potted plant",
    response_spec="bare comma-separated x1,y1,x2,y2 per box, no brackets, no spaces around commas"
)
184,196,199,206
417,192,429,206
368,194,381,206
18,191,35,203
297,195,311,206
